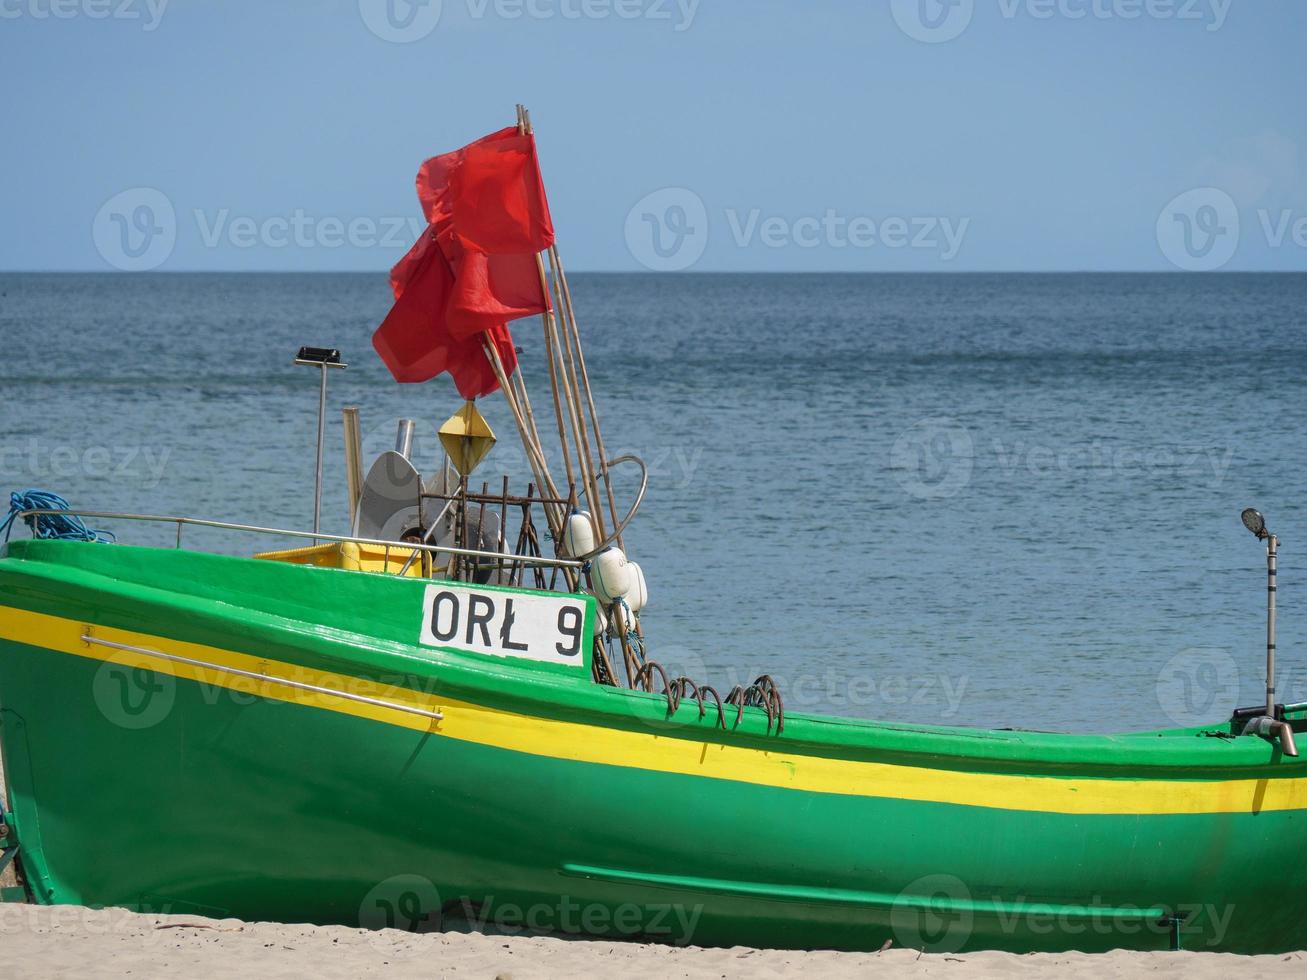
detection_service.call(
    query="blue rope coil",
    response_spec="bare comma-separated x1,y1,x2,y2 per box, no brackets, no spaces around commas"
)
1,490,115,544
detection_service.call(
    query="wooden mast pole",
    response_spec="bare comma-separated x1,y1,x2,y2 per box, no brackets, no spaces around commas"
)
547,245,624,548
544,251,606,537
518,107,607,539
482,338,562,536
514,104,577,501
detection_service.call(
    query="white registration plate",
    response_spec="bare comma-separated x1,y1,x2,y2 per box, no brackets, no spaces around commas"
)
418,584,588,667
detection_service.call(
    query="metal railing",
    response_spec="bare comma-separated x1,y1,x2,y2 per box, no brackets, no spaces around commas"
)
81,631,444,721
570,453,649,562
13,508,582,571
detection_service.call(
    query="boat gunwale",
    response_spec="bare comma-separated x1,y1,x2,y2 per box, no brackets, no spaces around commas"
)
7,507,582,569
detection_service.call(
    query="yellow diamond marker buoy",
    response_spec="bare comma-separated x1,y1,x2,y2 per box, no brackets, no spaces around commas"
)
438,400,497,477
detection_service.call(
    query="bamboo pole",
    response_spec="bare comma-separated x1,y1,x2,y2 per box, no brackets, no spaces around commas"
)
549,246,624,550
509,103,567,491
482,339,563,538
546,284,606,537
485,352,556,511
537,287,577,498
516,107,603,537
547,248,650,664
512,104,574,505
514,104,577,503
482,341,587,595
510,367,550,482
547,247,619,542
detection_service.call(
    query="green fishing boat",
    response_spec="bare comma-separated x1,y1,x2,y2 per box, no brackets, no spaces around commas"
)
2,110,1305,955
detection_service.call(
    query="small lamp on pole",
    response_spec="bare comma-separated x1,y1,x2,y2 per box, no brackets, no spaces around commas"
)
295,346,347,539
1240,508,1277,719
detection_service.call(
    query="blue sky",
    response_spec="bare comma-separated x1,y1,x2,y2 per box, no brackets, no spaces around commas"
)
4,0,1307,271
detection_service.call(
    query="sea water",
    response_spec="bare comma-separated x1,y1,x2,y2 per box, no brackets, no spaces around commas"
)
3,271,1305,733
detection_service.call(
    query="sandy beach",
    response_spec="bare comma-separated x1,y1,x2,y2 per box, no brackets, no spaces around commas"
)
0,905,1302,979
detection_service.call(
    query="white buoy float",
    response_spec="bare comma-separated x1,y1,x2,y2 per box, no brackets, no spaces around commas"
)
591,547,632,604
625,561,649,613
562,511,596,558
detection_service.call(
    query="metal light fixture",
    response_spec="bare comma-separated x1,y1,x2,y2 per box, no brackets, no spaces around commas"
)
1242,507,1267,540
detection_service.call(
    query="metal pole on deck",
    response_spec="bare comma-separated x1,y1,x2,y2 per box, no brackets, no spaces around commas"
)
295,347,347,539
342,406,364,531
1267,532,1278,718
1241,508,1278,717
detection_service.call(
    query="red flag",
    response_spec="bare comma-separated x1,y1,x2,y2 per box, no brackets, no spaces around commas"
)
388,223,437,300
373,228,518,399
373,125,554,397
443,238,549,339
450,132,555,254
416,128,519,228
416,128,553,331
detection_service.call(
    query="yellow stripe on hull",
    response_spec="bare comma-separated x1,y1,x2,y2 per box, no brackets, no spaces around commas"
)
1,604,1303,816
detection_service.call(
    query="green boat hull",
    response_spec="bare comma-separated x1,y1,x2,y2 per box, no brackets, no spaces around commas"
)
2,539,1305,953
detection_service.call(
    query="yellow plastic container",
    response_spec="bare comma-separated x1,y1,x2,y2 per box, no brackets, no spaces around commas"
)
253,541,427,577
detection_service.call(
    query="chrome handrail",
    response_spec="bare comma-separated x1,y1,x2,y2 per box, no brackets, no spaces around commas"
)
15,508,581,569
571,454,649,562
81,632,444,721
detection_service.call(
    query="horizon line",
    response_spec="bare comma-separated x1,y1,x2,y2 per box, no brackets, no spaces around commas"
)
4,269,1306,276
